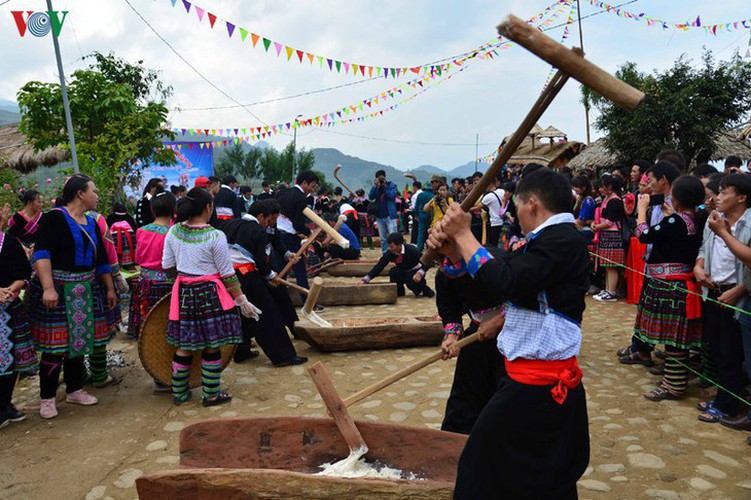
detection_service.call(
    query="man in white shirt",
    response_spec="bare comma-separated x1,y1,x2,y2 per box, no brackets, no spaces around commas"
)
480,180,505,247
409,180,423,245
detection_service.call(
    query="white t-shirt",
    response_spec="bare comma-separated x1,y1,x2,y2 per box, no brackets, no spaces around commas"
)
481,189,506,227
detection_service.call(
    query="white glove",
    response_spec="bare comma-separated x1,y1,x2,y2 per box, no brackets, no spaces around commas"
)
235,294,262,320
114,273,129,295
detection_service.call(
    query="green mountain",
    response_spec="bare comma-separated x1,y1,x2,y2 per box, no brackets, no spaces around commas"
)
0,110,20,125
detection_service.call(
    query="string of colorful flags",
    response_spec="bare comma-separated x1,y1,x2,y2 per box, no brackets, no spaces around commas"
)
543,2,576,88
169,2,575,147
167,0,571,79
584,0,751,34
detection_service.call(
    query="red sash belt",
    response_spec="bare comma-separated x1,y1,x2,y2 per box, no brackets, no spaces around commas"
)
233,263,256,275
217,214,234,221
505,357,583,405
112,226,133,255
342,209,359,220
660,272,701,320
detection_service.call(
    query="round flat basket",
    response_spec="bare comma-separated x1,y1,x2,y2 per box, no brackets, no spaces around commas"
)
138,293,236,389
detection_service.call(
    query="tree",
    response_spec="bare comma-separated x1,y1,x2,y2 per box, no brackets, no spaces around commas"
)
16,52,176,204
591,51,751,166
256,142,316,184
215,143,262,181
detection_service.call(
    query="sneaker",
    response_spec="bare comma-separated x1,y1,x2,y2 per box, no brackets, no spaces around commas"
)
594,292,617,302
0,414,8,430
313,305,326,313
40,398,58,419
66,389,98,406
5,404,26,422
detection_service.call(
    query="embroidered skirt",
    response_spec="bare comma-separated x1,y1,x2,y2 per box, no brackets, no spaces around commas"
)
596,230,625,268
166,280,242,350
0,299,38,376
127,268,173,338
92,279,120,343
111,227,136,267
634,263,702,350
28,271,101,357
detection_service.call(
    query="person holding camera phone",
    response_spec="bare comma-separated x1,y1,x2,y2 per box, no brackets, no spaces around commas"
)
368,170,398,253
423,181,454,230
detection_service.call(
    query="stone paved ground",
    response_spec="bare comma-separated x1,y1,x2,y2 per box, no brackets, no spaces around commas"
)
2,248,751,499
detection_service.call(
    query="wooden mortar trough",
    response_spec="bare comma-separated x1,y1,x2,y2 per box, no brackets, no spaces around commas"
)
325,260,394,277
295,316,443,352
136,416,467,499
290,282,397,307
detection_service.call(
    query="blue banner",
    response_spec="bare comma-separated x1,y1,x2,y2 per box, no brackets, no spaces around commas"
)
137,142,214,192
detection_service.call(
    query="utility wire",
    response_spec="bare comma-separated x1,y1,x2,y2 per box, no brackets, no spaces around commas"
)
311,128,500,147
121,0,269,125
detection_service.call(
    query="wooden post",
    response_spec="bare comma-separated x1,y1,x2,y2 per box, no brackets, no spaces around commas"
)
303,277,324,314
278,227,322,280
308,361,368,452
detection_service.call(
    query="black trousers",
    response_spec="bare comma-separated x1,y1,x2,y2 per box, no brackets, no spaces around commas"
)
488,225,503,247
703,293,745,416
441,323,505,435
39,353,85,399
280,232,308,302
328,244,360,260
344,214,360,239
236,271,297,364
454,378,589,500
389,267,432,297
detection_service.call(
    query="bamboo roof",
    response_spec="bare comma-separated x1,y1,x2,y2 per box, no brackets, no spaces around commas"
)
710,130,751,161
538,125,567,139
0,123,68,173
508,136,583,166
567,138,618,169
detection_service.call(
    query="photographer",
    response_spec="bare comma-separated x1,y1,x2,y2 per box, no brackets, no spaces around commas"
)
423,181,454,230
368,169,398,253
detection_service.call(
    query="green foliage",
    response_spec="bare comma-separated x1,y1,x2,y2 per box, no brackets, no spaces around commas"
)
16,53,176,205
0,167,65,210
591,51,751,166
215,143,261,181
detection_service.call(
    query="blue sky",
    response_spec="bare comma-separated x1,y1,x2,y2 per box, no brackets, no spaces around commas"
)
1,0,750,170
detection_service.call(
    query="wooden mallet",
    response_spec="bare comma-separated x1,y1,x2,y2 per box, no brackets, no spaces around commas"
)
333,164,357,198
278,227,323,280
303,207,350,249
300,276,331,327
420,14,645,266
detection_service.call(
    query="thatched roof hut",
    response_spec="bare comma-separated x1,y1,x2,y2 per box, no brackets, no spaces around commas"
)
710,130,751,162
0,123,68,173
502,124,583,169
567,138,618,170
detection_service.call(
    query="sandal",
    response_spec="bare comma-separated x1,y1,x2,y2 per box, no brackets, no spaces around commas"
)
202,391,232,408
93,374,122,388
619,351,654,367
697,400,714,412
644,386,680,401
698,406,727,423
648,363,665,376
616,345,634,358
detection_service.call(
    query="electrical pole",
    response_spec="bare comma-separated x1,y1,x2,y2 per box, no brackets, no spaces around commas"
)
576,0,591,144
291,114,302,180
474,133,479,173
47,0,79,173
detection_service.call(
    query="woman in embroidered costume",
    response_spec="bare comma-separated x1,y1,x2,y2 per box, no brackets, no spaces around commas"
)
86,209,128,388
163,187,260,407
128,192,176,339
592,173,626,302
7,189,43,248
629,176,704,401
0,231,37,429
106,203,138,268
28,175,118,419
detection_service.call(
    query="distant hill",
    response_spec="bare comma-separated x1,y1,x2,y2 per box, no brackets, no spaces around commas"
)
0,110,20,125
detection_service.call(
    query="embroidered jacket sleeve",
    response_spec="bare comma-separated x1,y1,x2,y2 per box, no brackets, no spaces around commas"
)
161,229,176,271
637,214,683,245
0,235,32,286
33,211,58,262
435,270,467,337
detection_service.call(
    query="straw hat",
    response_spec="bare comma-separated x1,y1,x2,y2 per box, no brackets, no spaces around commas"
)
138,294,236,388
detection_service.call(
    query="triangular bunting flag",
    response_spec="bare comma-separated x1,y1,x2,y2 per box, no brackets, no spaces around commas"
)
262,38,272,51
251,33,260,47
285,46,294,60
194,5,204,21
274,42,283,56
296,50,304,63
335,60,342,72
306,53,315,64
239,27,248,41
226,22,236,38
182,0,191,13
207,13,217,28
170,0,178,6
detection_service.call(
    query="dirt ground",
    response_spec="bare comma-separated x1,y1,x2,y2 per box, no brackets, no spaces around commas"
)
2,248,751,499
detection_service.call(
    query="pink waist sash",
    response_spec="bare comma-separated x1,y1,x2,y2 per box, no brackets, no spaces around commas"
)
169,273,235,320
